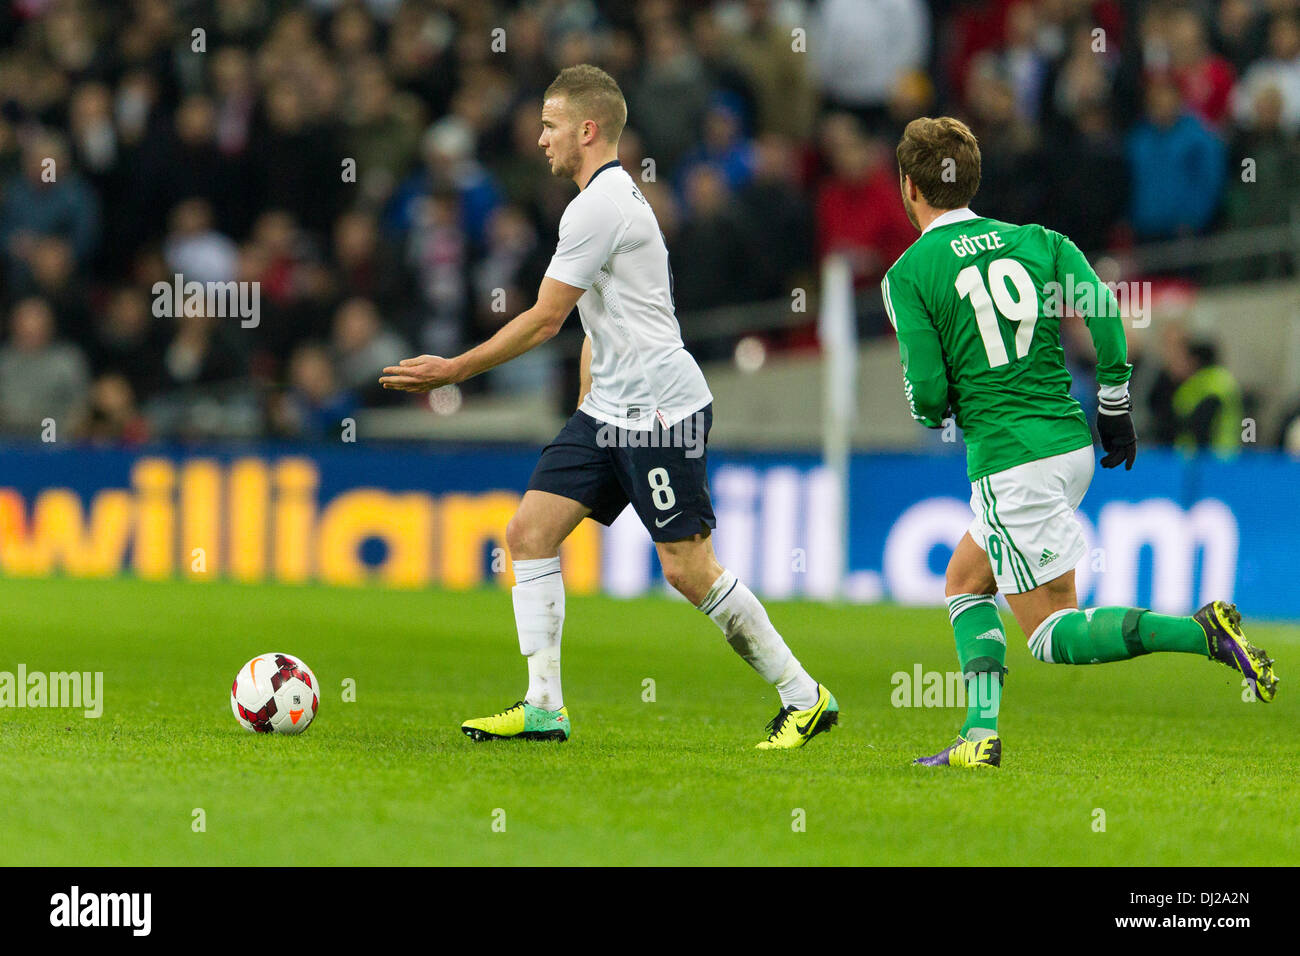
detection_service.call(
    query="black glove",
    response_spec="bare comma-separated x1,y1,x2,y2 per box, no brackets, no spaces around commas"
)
1097,396,1137,470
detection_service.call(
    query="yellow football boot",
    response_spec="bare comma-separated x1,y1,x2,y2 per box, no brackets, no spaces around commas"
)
755,684,839,749
461,701,571,741
1195,601,1279,702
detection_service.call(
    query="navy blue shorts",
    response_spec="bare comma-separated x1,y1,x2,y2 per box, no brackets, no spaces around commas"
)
527,404,716,542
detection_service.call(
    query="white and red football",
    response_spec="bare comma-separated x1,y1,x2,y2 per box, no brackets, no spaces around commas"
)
231,653,319,735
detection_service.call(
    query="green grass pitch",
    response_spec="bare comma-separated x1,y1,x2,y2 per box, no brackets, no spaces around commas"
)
1,575,1296,866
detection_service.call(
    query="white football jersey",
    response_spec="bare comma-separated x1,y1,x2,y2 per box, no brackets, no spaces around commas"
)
544,161,712,430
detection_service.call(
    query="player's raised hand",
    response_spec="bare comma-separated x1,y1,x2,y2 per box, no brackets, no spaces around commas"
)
1097,397,1137,470
380,355,460,392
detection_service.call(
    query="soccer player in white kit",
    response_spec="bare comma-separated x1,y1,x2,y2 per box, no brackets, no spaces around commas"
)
381,65,837,748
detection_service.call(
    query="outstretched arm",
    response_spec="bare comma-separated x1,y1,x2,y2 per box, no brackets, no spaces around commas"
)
380,277,583,393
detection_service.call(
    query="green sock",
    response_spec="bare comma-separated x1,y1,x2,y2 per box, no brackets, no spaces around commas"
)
1033,607,1208,664
1132,610,1210,655
947,593,1007,737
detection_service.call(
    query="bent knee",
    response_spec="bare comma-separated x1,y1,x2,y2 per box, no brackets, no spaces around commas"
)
506,513,557,560
945,564,997,598
658,553,714,605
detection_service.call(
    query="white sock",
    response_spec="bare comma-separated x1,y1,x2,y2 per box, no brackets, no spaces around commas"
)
698,569,819,710
512,556,564,711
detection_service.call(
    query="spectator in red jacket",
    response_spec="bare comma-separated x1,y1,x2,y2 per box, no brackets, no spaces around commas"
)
815,118,915,288
1167,7,1237,128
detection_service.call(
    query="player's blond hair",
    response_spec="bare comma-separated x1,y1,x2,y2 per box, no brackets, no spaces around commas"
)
544,64,627,144
896,116,982,211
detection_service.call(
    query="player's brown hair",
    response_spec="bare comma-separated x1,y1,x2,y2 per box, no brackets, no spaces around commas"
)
896,116,982,211
545,64,627,144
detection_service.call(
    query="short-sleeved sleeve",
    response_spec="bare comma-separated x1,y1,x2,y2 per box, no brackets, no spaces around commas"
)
543,194,625,291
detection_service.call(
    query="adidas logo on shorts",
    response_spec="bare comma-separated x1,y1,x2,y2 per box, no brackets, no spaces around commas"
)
1038,548,1058,568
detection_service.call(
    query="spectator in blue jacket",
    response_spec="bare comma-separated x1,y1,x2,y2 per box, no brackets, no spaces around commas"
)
1127,77,1227,240
386,117,502,251
676,91,757,194
0,132,101,288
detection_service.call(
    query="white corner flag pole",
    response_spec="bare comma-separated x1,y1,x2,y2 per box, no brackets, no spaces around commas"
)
818,254,856,599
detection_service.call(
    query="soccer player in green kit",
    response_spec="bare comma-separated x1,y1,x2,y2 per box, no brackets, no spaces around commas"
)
882,117,1279,768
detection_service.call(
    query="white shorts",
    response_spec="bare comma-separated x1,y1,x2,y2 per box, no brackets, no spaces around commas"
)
968,445,1094,595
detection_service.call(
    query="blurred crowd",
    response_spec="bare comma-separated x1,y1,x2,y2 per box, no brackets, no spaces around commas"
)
0,0,1297,445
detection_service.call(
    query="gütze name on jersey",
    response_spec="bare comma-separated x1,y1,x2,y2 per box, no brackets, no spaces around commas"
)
49,886,151,936
947,229,1006,257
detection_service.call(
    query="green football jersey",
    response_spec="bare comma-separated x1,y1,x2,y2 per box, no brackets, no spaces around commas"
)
881,209,1131,480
